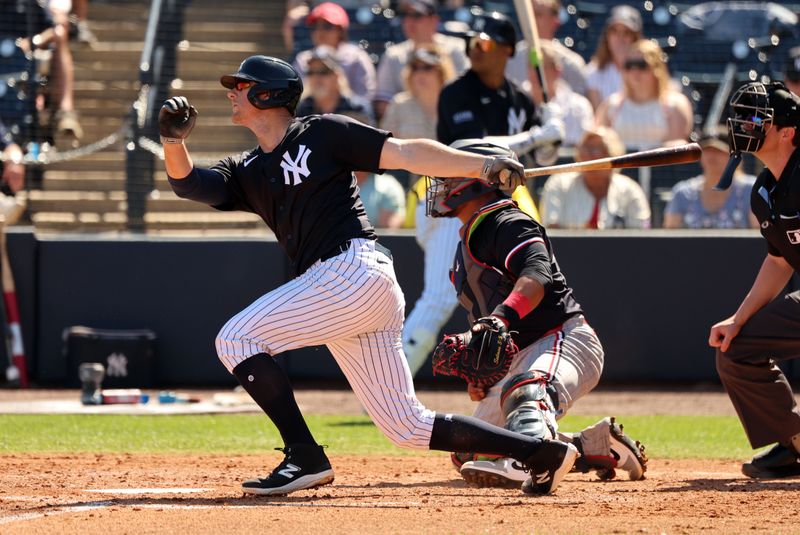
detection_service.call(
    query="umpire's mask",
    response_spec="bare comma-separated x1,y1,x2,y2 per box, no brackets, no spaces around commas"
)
727,81,800,153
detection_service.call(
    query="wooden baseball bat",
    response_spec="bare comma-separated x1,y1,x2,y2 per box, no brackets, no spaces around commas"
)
522,143,702,178
513,0,550,103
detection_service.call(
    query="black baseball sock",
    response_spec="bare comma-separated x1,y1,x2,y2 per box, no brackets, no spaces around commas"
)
232,353,316,446
429,413,540,460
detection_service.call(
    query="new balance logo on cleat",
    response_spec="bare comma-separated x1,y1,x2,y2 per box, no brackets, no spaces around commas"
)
521,441,579,495
242,444,334,496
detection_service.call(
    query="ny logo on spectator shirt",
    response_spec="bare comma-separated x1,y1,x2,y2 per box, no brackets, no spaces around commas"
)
106,353,128,377
507,109,526,135
280,145,312,186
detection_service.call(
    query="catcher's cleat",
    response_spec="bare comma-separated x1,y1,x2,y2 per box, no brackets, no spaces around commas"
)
242,443,334,496
742,443,800,479
571,417,648,481
460,457,529,488
521,440,579,495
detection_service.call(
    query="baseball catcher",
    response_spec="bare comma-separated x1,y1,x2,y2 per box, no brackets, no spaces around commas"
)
426,139,647,490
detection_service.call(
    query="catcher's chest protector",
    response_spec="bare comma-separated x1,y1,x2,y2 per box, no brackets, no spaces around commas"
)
451,241,514,324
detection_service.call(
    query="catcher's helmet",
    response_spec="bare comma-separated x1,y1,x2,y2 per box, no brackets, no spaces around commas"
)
727,81,800,153
465,11,517,57
425,139,512,218
220,55,303,115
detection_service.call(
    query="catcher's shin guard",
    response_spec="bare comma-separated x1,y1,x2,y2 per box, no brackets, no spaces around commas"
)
500,371,558,441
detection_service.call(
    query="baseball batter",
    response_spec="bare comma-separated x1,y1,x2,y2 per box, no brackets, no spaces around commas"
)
711,81,800,478
404,11,558,376
160,55,579,496
426,139,647,488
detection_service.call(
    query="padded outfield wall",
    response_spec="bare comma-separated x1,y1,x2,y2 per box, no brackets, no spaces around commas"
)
5,228,790,387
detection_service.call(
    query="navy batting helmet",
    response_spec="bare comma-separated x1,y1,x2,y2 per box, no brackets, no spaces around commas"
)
465,11,518,57
220,56,303,115
425,139,513,218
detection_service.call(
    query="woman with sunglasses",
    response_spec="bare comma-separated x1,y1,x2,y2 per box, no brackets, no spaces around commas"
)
596,39,693,151
295,45,374,125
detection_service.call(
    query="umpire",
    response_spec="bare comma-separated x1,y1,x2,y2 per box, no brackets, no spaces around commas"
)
711,81,800,478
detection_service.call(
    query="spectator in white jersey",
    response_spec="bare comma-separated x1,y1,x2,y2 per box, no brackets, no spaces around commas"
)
583,5,642,110
374,0,469,120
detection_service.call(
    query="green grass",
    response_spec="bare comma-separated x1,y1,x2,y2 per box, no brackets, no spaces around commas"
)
0,414,759,459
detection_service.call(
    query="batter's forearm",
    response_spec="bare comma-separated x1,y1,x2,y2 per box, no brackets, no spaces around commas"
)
380,138,485,178
163,143,194,179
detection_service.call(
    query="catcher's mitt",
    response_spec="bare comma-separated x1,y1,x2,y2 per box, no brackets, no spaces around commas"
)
432,316,518,388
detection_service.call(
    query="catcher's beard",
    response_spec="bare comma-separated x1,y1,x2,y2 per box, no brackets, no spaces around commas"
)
232,353,316,446
428,413,544,461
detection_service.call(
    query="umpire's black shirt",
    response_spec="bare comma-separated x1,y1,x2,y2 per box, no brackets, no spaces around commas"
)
169,114,386,276
437,70,538,145
751,147,800,272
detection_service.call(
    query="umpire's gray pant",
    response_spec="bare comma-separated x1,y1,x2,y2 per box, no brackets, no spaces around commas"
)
716,290,800,449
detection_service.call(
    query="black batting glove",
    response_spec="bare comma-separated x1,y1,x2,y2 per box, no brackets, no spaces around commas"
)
159,96,198,144
480,156,525,190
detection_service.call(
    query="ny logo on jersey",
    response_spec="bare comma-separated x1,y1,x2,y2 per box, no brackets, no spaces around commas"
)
106,353,128,377
280,145,312,186
507,109,527,135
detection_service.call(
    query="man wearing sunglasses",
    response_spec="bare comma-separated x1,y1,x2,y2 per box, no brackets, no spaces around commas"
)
374,0,469,120
437,11,563,168
711,81,800,479
158,54,580,497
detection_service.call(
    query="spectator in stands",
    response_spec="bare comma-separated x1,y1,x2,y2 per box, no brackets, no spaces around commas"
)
295,45,374,125
71,0,96,46
596,39,693,151
663,128,757,229
0,117,26,225
525,41,593,147
381,45,454,192
43,0,84,141
783,46,800,97
354,170,406,228
507,0,587,96
293,2,376,102
540,126,650,229
1,0,82,141
374,0,468,120
583,5,642,110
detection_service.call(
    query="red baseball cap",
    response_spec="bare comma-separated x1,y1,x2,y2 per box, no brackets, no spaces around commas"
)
306,2,349,29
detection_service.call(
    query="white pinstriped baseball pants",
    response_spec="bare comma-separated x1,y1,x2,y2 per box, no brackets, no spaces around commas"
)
471,315,604,429
215,238,436,449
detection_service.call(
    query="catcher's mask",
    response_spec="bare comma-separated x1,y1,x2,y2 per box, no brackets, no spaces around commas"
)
220,55,303,115
727,81,800,153
425,139,513,218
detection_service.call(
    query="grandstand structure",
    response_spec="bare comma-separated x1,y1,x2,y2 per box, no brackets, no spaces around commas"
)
1,0,799,233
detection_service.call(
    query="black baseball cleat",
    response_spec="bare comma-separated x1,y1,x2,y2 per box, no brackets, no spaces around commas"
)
520,440,579,495
242,443,334,496
742,443,800,479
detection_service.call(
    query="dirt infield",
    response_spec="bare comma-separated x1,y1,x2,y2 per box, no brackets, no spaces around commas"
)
2,388,799,534
1,454,799,534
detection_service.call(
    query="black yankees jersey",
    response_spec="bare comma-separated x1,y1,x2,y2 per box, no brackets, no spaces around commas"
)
451,199,583,349
170,114,387,276
436,70,538,145
751,148,800,271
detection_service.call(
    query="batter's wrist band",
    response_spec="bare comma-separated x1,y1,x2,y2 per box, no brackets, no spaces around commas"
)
160,136,185,144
